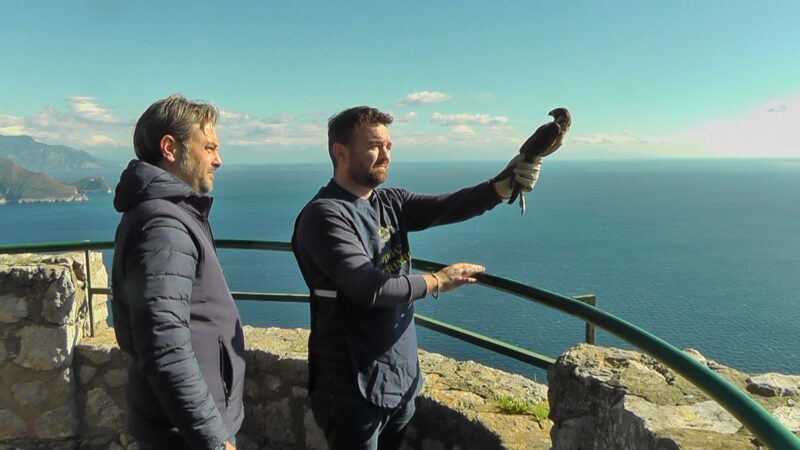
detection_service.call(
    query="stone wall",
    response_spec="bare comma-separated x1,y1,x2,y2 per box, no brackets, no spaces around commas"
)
0,253,551,449
5,253,798,449
238,327,551,450
547,343,800,449
0,252,108,449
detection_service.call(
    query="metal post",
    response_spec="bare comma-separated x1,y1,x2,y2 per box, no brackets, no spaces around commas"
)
573,294,596,344
84,249,95,337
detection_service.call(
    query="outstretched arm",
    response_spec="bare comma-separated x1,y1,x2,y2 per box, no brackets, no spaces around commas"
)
400,182,503,231
400,156,542,231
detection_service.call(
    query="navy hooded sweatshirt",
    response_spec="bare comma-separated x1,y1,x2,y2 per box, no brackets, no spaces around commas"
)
292,179,501,408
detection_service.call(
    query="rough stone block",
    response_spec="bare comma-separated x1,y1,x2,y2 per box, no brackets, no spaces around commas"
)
291,386,307,399
84,387,124,433
103,369,127,388
422,438,446,450
77,342,114,365
244,379,259,399
260,398,295,447
11,381,46,406
34,404,78,438
0,408,28,439
303,409,327,450
53,367,76,395
547,344,800,449
42,269,79,325
772,405,800,433
619,396,741,434
265,375,281,392
0,294,28,323
80,365,97,384
15,325,77,370
747,373,800,397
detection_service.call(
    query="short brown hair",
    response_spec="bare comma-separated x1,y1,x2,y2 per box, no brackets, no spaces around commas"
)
327,106,393,167
133,94,219,165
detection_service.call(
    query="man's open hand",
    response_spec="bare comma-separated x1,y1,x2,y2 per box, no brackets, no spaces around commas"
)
428,263,486,294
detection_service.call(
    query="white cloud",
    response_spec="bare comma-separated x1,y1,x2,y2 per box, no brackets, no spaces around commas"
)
0,98,129,149
220,109,325,147
397,91,450,106
67,96,120,123
676,95,800,157
561,95,800,159
431,112,509,126
0,115,35,136
0,125,33,136
572,132,669,145
393,112,418,123
489,124,514,136
452,125,476,136
0,115,21,126
219,110,253,122
80,134,120,146
0,99,329,154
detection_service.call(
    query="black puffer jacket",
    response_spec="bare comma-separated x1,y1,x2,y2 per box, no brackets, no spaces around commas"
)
111,160,245,450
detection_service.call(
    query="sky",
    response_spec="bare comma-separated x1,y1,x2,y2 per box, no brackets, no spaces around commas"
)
1,1,798,164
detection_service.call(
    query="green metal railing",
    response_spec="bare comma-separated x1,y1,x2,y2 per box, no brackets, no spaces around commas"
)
1,239,798,449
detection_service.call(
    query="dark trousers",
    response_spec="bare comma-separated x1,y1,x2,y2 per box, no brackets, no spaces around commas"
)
310,373,416,450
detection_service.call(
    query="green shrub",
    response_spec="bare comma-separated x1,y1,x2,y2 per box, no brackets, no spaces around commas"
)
496,395,549,420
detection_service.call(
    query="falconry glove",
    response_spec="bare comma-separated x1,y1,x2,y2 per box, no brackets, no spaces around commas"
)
493,154,542,198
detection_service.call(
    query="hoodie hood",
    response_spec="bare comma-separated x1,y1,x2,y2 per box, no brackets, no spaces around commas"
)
113,160,208,213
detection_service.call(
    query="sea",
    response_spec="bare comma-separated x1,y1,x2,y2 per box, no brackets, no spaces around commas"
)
1,158,798,383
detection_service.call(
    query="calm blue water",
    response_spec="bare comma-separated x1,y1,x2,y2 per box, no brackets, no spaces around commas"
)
2,159,798,382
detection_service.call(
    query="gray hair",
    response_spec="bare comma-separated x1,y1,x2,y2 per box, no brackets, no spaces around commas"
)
133,94,219,164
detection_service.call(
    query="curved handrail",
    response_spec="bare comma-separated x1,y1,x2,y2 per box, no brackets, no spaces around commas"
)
1,239,798,448
414,257,800,449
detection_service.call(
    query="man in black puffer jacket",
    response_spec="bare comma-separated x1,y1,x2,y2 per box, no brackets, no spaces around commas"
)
111,94,244,450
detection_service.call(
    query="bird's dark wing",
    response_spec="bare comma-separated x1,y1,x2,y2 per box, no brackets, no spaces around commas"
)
519,121,562,161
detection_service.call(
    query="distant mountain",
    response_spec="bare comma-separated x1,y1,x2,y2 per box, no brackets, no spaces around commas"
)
0,157,87,204
0,134,118,172
67,176,112,194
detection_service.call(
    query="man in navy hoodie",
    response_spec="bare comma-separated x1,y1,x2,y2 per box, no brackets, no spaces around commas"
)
112,95,244,450
292,106,541,450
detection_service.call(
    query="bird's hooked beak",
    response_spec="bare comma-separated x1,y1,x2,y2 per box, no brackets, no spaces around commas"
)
548,107,572,129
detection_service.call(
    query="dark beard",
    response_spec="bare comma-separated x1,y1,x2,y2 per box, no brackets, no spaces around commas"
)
352,166,388,188
365,168,387,187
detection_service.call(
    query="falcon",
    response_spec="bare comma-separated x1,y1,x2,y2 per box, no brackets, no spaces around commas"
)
509,107,572,214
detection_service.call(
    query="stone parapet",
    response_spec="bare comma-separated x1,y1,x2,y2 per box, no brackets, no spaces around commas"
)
74,326,130,449
1,253,552,449
4,252,799,449
0,252,107,449
239,327,552,450
547,344,800,449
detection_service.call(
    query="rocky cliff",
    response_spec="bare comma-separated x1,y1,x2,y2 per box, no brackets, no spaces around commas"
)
66,176,111,194
0,158,87,204
0,135,115,172
548,344,800,449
